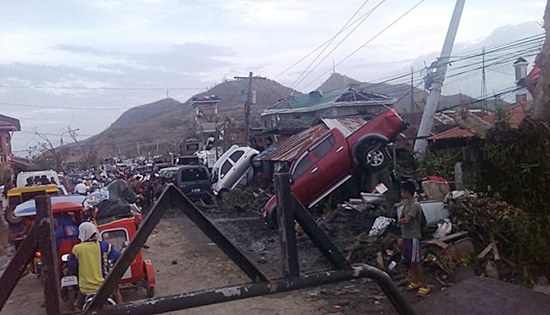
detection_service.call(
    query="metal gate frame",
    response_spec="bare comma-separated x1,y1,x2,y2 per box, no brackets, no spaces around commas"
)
87,174,415,314
0,174,416,315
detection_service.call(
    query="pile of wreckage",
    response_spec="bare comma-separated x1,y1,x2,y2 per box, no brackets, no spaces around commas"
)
312,177,532,288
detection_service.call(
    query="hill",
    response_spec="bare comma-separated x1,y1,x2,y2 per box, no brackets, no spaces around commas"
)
75,79,294,158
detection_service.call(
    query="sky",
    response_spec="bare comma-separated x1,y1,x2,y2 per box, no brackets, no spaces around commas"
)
1,0,547,156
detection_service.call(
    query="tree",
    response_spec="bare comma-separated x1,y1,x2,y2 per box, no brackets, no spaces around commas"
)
529,1,550,122
35,131,65,170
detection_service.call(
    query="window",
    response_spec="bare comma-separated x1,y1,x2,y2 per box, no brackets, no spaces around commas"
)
181,168,208,181
291,154,314,180
220,161,233,177
229,150,245,163
311,134,335,160
102,230,127,252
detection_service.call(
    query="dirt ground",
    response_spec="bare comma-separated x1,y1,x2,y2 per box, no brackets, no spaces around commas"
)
1,209,402,315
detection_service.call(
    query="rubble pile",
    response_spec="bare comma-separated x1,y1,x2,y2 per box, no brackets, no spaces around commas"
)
219,187,274,213
447,192,548,283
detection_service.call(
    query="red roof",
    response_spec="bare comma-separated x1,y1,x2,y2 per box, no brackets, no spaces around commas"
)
428,103,529,141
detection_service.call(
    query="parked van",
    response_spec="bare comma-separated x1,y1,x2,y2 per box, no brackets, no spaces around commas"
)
158,165,211,200
211,146,259,197
16,170,60,188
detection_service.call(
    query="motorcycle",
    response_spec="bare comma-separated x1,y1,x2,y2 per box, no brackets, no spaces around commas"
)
60,254,79,311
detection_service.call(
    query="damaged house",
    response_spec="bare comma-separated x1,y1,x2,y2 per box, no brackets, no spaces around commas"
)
261,87,397,129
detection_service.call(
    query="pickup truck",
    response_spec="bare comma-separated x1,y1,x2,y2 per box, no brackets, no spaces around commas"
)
264,108,406,226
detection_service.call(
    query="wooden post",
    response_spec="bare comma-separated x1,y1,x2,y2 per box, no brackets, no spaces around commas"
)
0,225,37,310
35,195,62,314
274,173,299,278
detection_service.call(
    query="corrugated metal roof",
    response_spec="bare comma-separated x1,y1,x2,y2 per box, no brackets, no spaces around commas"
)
258,117,368,162
428,103,529,141
322,117,366,137
258,124,329,162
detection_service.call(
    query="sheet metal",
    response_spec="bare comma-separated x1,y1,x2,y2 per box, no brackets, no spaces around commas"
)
259,117,367,162
258,124,329,162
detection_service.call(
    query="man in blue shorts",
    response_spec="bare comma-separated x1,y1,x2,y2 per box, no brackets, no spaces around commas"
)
397,181,430,297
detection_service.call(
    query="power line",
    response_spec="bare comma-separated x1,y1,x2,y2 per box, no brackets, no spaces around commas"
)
0,85,205,91
291,0,386,89
300,0,426,90
0,101,130,111
275,0,383,80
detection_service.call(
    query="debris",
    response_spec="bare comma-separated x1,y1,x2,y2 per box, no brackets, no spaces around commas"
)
422,180,450,200
375,252,384,269
368,216,394,237
432,219,452,239
171,260,178,265
485,260,500,279
533,276,550,295
250,241,266,252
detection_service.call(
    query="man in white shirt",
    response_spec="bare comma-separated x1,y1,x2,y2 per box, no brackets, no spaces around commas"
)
74,180,89,195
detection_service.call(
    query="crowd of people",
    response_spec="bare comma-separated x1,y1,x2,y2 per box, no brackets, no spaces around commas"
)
64,161,170,215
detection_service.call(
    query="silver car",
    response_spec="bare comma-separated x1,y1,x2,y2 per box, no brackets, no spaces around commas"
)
211,145,259,197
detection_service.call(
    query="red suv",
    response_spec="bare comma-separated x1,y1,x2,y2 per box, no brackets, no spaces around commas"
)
264,108,406,226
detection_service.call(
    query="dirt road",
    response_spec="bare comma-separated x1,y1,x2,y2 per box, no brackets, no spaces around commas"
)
0,213,398,315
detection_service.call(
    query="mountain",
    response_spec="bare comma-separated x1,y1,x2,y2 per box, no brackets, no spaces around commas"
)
74,79,294,158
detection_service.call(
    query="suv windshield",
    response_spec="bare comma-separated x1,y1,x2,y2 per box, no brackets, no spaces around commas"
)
181,168,208,181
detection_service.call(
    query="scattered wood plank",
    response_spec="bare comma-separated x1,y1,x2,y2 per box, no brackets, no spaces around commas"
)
376,252,384,269
477,243,493,259
423,231,469,245
490,234,500,261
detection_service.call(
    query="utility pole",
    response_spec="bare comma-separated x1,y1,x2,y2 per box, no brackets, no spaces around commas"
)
410,67,415,112
234,72,265,145
481,47,487,114
414,0,466,159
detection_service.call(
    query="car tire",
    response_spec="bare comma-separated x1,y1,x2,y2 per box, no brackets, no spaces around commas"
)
146,286,155,298
356,139,388,170
218,189,228,200
4,207,22,225
267,206,278,228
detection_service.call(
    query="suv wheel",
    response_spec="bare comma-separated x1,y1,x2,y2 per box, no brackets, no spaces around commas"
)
357,139,388,170
4,207,22,224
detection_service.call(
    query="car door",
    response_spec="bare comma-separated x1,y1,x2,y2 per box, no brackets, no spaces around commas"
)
310,129,352,201
228,149,245,184
290,150,318,206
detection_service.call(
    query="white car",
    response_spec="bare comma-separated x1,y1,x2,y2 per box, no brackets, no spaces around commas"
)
211,145,259,197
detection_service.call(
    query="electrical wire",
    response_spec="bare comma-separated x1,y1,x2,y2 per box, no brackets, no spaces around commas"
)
291,0,386,89
299,0,426,91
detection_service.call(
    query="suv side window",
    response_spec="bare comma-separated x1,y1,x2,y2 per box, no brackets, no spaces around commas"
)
311,134,335,160
291,154,314,180
221,161,233,177
229,150,245,163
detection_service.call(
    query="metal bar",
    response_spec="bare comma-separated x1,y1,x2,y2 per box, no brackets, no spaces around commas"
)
292,194,352,270
90,264,416,315
274,173,299,278
35,195,62,314
0,224,37,310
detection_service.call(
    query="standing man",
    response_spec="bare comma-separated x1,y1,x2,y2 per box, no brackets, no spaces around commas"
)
68,222,123,306
397,181,430,297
